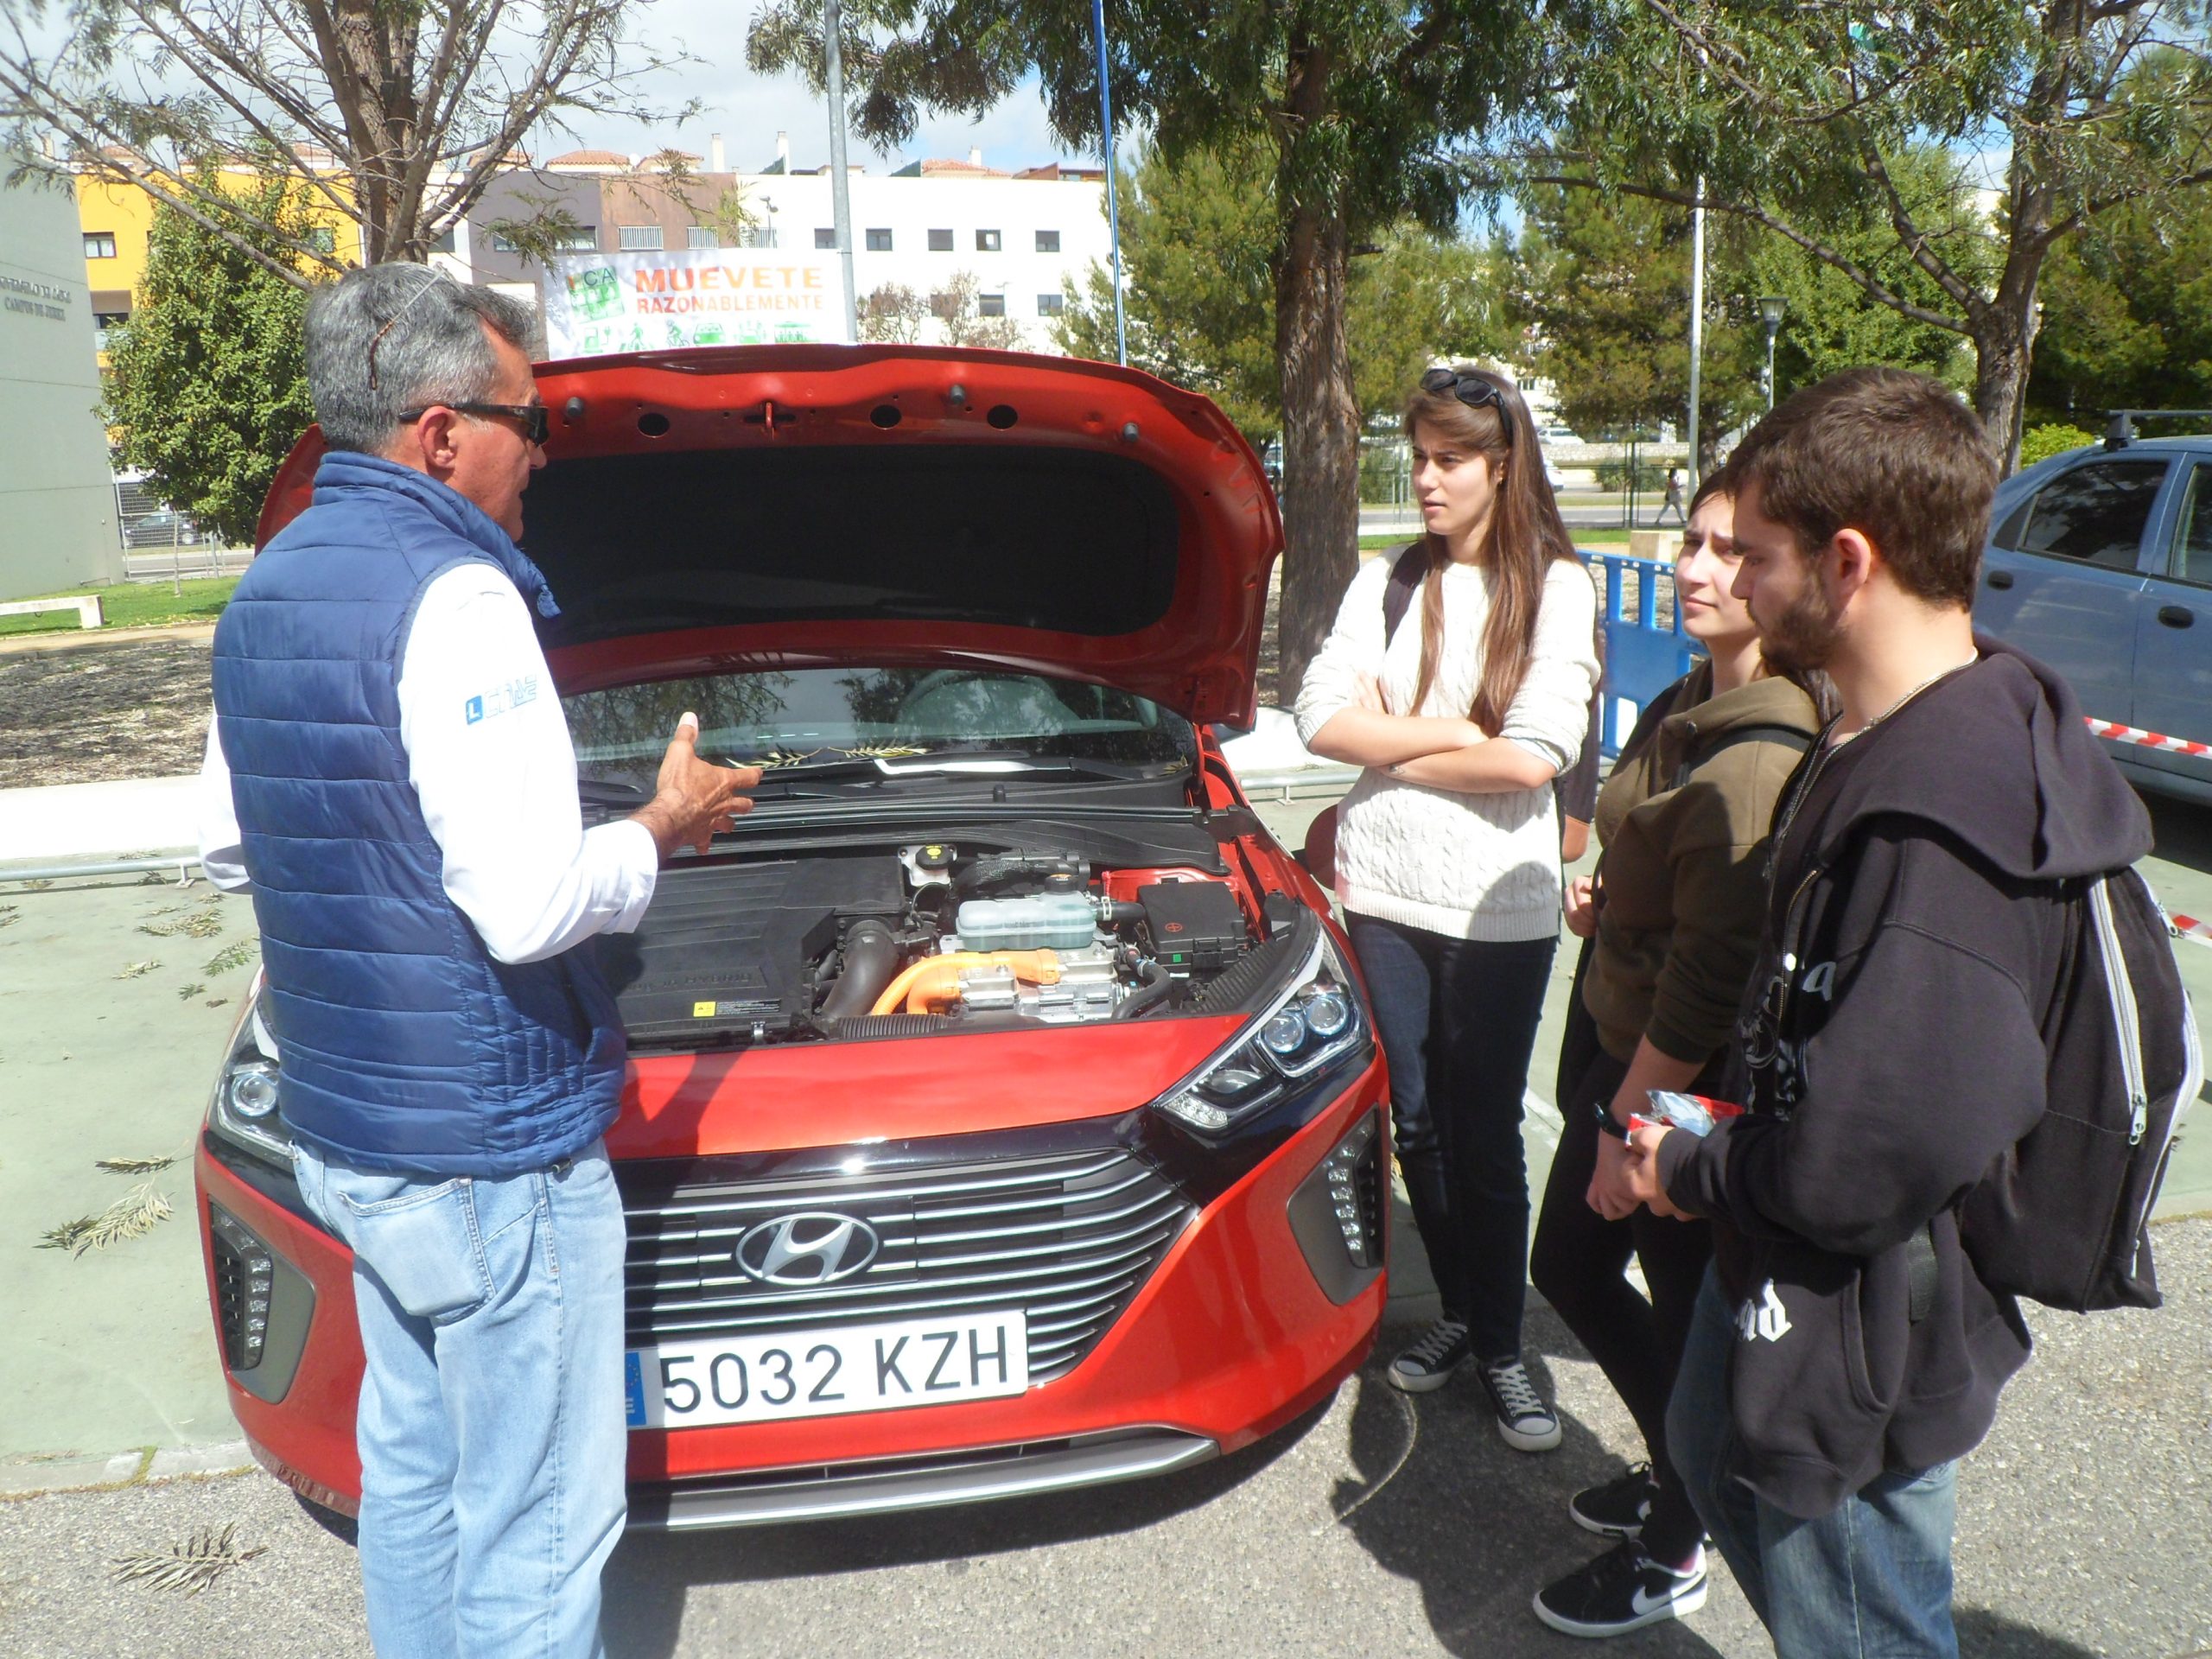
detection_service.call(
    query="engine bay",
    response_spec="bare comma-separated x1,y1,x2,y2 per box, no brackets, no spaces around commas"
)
599,837,1299,1049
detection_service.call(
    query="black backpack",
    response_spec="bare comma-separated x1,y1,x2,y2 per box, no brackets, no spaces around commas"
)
1955,867,2202,1312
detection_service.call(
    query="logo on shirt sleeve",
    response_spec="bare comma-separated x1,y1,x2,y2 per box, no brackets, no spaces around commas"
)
462,675,540,726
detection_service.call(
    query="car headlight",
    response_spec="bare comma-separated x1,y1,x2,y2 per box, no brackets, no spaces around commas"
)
1156,930,1370,1133
207,978,296,1167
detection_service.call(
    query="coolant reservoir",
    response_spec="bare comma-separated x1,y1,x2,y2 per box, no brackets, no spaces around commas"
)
956,892,1096,952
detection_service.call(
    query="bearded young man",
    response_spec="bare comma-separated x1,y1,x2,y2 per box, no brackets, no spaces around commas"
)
1620,368,2149,1656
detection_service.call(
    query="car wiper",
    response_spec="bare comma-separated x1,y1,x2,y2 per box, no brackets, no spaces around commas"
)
871,747,1166,783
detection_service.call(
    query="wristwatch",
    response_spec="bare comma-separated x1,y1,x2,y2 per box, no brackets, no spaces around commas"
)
1594,1099,1630,1141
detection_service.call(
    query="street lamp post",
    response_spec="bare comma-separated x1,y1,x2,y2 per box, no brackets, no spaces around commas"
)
1758,295,1787,411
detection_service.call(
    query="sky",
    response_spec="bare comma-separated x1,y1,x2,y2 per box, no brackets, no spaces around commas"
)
550,0,1085,175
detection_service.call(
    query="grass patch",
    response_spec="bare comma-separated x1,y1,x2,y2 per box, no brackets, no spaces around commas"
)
0,576,238,639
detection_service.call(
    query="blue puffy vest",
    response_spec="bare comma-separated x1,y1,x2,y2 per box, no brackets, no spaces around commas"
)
212,451,626,1178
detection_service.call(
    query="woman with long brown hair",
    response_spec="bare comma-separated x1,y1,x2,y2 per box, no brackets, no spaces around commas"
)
1295,365,1599,1449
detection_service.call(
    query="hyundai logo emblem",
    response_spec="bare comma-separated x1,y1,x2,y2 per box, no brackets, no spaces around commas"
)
734,1212,880,1287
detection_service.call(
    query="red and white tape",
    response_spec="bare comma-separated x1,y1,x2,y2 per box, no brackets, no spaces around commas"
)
2084,717,2212,759
2171,912,2212,949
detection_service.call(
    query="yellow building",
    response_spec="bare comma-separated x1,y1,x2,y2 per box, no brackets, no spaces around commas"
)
77,163,363,347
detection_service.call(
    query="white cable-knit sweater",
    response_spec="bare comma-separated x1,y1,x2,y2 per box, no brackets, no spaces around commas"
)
1294,553,1601,941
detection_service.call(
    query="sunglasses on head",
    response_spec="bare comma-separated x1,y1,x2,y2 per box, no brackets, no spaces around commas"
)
1420,367,1514,444
398,401,551,447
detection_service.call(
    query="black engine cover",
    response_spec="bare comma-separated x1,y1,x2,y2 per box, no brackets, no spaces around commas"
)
598,855,906,1044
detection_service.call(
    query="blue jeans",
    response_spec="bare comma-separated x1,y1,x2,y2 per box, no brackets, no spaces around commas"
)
294,1140,629,1659
1347,914,1554,1359
1669,1265,1960,1657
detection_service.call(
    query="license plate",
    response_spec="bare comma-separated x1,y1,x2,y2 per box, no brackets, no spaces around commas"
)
625,1312,1028,1431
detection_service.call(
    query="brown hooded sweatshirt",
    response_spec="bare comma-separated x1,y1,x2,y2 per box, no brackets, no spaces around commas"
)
1582,660,1821,1065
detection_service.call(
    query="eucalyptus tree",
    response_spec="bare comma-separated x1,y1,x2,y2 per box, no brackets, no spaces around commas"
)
1,0,697,280
749,0,1560,694
1545,0,2212,467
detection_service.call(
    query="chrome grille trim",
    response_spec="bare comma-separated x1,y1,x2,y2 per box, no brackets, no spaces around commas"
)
622,1148,1193,1386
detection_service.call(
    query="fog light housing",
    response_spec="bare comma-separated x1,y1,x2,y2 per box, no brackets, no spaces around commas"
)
1287,1109,1387,1304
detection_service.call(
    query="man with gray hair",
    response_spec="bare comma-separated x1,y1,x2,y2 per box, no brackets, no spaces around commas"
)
198,263,753,1656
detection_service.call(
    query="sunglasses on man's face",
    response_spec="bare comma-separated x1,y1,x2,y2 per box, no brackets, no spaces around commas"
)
398,401,551,447
1420,368,1513,444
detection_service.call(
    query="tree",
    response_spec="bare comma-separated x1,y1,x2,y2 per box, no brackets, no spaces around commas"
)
858,282,928,343
101,163,321,544
748,0,1561,695
1512,162,1973,467
1052,141,1506,448
928,270,1027,349
1544,0,2212,467
2,0,696,278
2027,190,2212,423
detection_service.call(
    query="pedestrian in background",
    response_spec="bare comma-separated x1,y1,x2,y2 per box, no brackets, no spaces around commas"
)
1656,467,1687,527
199,265,753,1656
1626,368,2152,1656
1296,364,1599,1449
1528,465,1822,1638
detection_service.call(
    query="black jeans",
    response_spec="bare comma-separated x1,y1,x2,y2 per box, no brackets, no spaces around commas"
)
1348,913,1555,1363
1530,1034,1716,1566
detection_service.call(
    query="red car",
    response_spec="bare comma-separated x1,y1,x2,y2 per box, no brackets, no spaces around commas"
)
194,345,1389,1529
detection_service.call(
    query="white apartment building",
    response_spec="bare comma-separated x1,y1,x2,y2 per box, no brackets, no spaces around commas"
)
469,134,1114,353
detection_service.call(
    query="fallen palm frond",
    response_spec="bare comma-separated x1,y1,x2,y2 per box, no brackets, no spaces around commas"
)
137,907,223,939
115,960,159,979
95,1156,176,1174
38,1184,171,1256
0,904,17,928
202,938,258,976
177,982,207,1000
110,1523,266,1595
36,1217,99,1252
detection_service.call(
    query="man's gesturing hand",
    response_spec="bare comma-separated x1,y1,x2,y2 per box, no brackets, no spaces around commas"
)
630,713,760,858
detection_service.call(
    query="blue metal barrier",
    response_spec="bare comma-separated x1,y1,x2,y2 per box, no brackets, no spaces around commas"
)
1581,551,1704,757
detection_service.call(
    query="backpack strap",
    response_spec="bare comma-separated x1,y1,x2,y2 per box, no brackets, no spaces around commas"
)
1671,723,1814,791
1382,543,1427,644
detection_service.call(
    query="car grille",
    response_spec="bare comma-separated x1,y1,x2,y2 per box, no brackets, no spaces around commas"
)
622,1149,1194,1385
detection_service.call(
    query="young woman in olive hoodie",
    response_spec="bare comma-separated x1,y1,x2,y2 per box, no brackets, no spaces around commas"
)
1528,470,1825,1639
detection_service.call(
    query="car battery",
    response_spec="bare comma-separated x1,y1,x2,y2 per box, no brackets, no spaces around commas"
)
1137,880,1247,975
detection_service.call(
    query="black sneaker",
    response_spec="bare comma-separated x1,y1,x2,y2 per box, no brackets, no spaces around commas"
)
1569,1463,1658,1539
1533,1538,1707,1638
1386,1319,1470,1393
1476,1354,1561,1452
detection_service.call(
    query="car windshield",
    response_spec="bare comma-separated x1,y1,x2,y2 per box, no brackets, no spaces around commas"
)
564,667,1197,790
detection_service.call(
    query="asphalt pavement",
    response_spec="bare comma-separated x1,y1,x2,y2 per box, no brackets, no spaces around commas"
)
3,729,2210,1656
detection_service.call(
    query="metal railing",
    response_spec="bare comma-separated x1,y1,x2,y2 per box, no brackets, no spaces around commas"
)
1586,550,1701,757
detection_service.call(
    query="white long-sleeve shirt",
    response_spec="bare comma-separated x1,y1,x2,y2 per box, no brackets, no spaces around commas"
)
199,563,661,963
1294,554,1600,941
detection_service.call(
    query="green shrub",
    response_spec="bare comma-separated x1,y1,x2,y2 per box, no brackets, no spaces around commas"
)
2018,423,2098,470
1595,458,1672,493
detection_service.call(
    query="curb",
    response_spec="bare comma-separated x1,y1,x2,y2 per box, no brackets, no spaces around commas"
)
0,1440,252,1502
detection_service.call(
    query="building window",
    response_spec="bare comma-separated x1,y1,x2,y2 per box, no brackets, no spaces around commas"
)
816,226,836,249
83,232,116,259
94,311,128,350
557,226,600,252
687,226,719,250
865,227,893,251
304,226,337,255
928,227,953,251
429,226,457,254
618,225,664,251
1035,230,1060,253
976,228,1001,251
488,231,518,253
1037,293,1064,316
977,292,1007,317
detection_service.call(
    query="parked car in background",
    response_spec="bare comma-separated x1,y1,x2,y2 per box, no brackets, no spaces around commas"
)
1974,417,2212,804
195,345,1389,1531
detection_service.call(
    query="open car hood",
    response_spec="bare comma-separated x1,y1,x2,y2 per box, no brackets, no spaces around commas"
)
256,346,1282,727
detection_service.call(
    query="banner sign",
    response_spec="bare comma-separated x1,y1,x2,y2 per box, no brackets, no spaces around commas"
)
543,248,846,357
